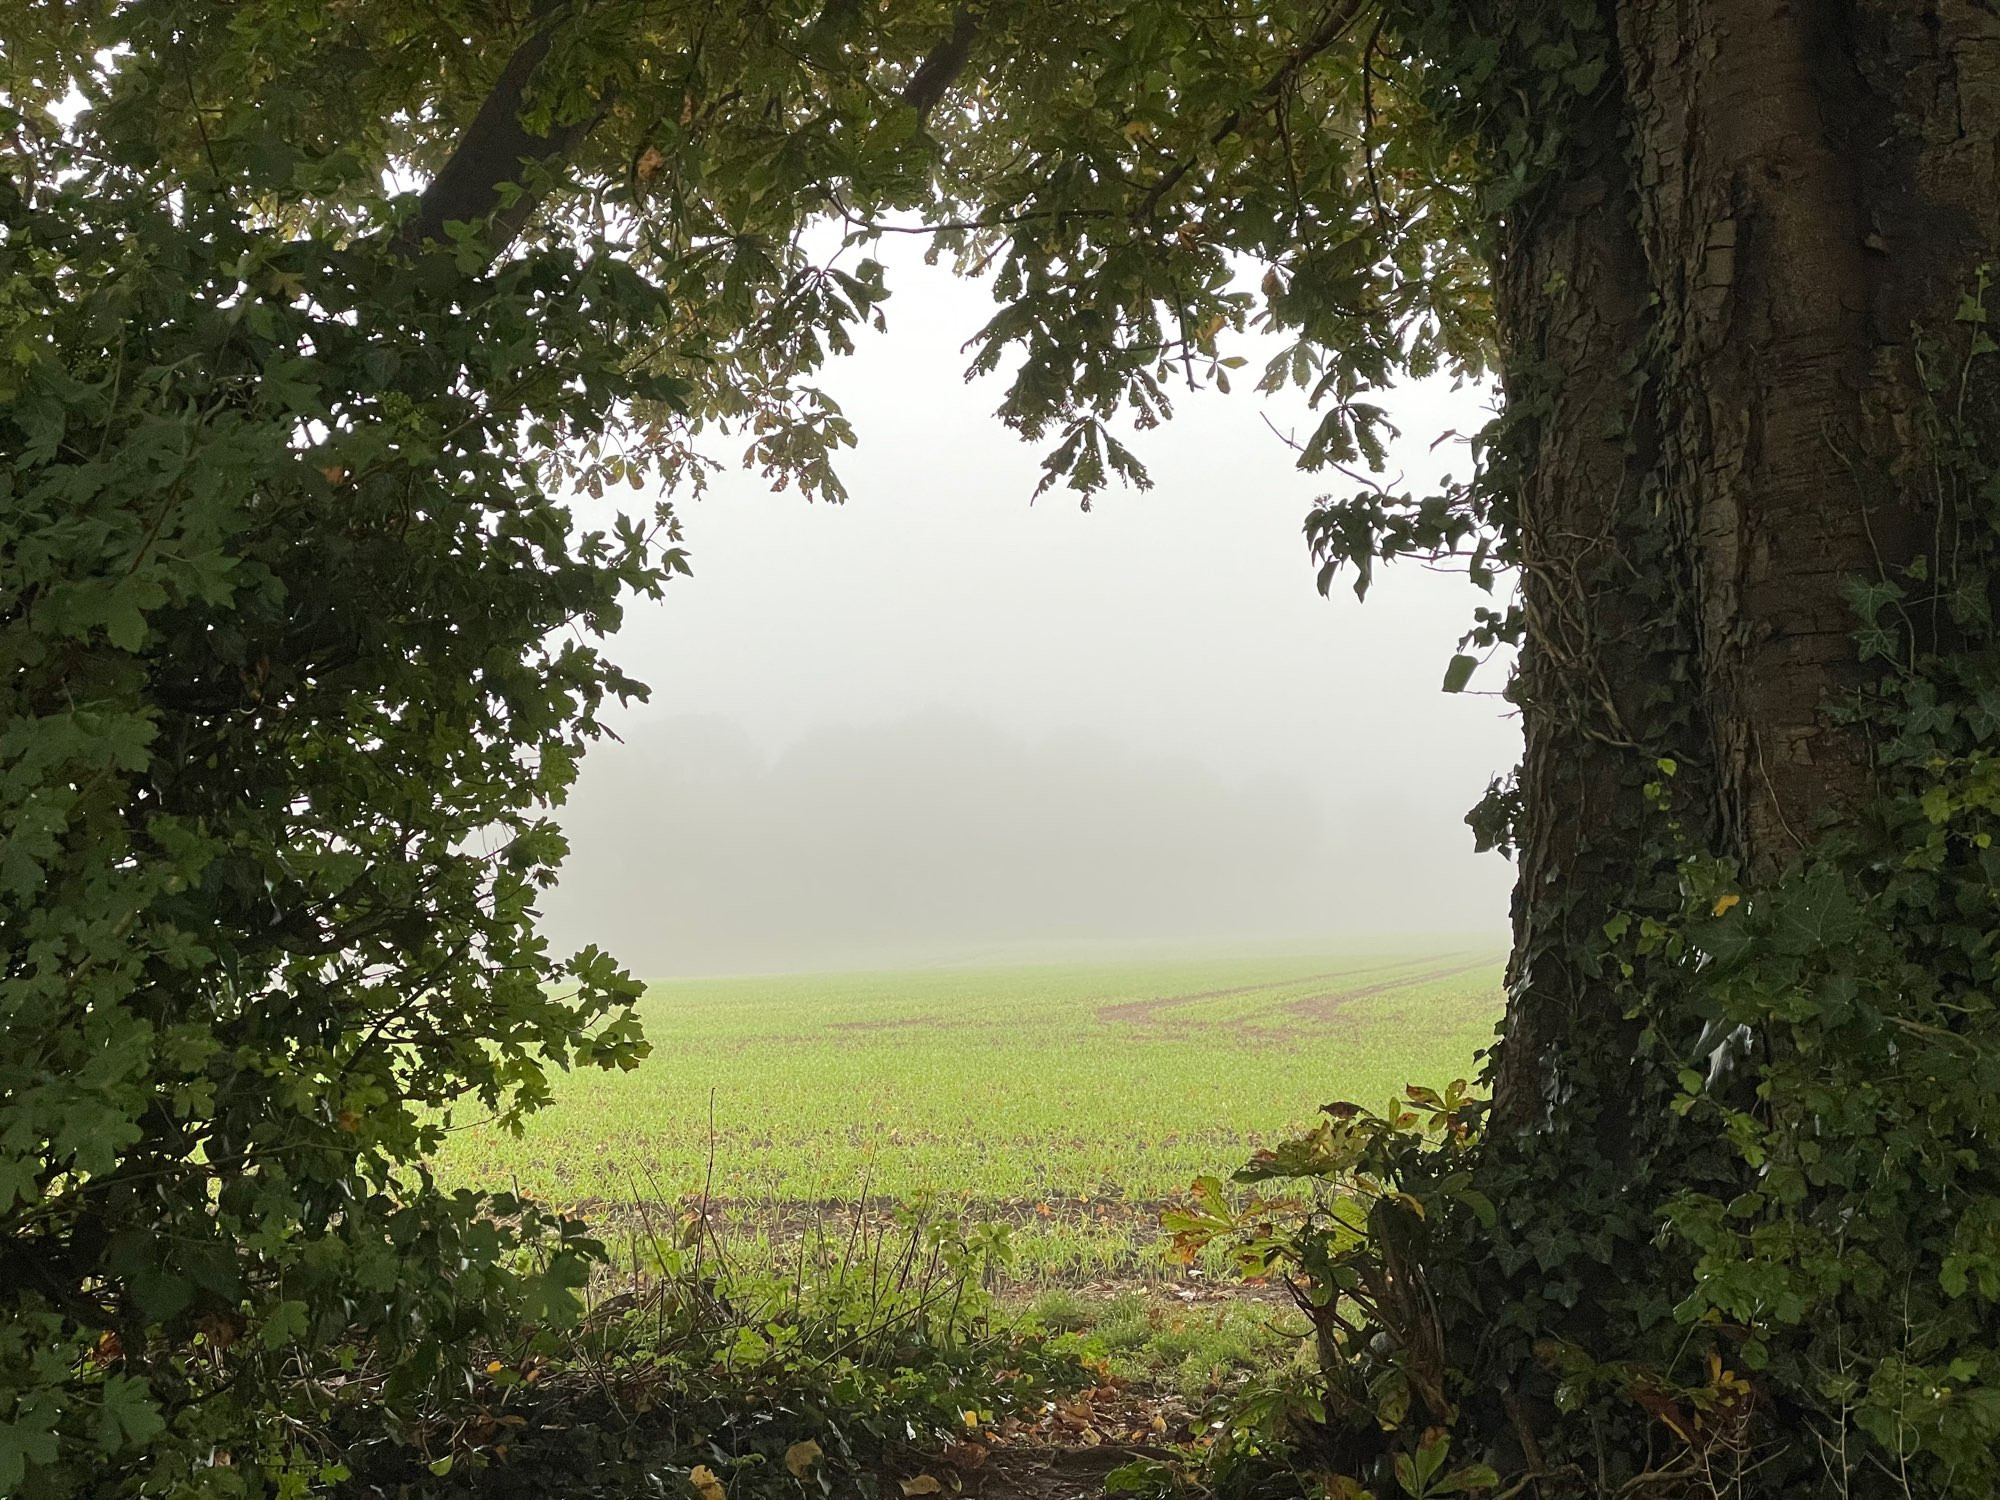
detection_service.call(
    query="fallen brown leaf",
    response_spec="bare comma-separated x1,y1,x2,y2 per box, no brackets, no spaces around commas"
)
941,1442,987,1471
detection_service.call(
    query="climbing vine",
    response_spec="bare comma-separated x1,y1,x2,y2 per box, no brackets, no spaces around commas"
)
1177,225,2000,1500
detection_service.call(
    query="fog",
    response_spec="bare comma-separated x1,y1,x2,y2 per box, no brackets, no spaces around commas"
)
542,245,1520,976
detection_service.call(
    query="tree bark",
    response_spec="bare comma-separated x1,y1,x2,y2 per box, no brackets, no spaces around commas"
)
1623,0,1914,870
1489,0,2000,1129
399,9,611,257
1486,74,1686,1134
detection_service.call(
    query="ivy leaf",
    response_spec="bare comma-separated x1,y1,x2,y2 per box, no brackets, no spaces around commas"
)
1441,654,1479,693
260,1299,311,1350
1768,871,1861,956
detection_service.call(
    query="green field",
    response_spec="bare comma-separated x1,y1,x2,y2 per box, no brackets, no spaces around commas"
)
434,947,1504,1279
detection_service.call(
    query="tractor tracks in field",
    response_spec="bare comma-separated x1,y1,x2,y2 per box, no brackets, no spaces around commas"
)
1277,955,1503,1026
1092,960,1416,1028
1096,955,1499,1039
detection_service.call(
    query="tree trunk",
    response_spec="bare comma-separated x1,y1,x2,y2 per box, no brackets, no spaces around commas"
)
1489,0,2000,1127
1615,0,2000,869
1486,73,1692,1138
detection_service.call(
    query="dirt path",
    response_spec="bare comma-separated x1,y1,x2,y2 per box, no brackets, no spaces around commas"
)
968,1444,1172,1500
1095,954,1499,1042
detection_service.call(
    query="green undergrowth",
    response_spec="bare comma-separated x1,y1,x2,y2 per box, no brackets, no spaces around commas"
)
322,1202,1313,1500
334,1206,1090,1500
590,1200,1252,1291
1016,1287,1313,1404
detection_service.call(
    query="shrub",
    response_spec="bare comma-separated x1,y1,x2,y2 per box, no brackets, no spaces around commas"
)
0,114,667,1495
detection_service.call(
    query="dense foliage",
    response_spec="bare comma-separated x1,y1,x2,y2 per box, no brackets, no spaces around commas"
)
3,5,1493,1489
6,0,1997,1495
0,98,669,1496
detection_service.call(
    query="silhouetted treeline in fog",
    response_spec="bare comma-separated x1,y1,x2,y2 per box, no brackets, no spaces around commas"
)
539,711,1497,975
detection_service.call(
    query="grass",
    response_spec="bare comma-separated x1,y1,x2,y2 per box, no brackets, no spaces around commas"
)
432,946,1503,1282
1023,1285,1308,1400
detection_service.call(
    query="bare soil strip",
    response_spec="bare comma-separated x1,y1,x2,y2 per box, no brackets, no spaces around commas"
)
1278,955,1502,1027
1092,957,1429,1028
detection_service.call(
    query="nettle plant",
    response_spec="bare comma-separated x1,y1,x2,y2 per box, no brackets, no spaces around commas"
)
0,119,666,1494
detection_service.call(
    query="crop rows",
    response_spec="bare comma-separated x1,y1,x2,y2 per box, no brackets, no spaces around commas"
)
431,948,1504,1281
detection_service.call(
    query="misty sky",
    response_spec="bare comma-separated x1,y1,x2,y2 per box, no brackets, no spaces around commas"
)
543,244,1520,975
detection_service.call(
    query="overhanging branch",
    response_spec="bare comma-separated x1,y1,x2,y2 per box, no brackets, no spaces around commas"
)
397,11,610,256
400,1,986,258
901,3,979,121
1135,0,1372,222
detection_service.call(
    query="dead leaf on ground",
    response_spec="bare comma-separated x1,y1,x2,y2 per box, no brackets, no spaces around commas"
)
941,1442,987,1471
900,1476,942,1496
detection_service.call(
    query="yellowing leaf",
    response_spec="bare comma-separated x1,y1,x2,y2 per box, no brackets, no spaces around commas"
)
784,1441,823,1478
689,1464,725,1500
1712,893,1741,916
900,1476,942,1496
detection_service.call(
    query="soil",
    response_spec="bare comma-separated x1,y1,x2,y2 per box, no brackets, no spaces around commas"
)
1277,956,1501,1025
904,1369,1201,1500
966,1443,1176,1500
1094,955,1492,1042
1091,962,1398,1028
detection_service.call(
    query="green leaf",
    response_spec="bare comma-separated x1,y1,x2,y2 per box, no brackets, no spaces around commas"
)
1441,654,1478,694
1435,1464,1500,1495
261,1298,311,1349
0,1407,60,1492
95,1375,166,1457
1455,1188,1497,1229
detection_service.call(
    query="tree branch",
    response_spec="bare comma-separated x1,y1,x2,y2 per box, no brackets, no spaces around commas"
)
901,3,979,121
397,9,611,256
400,0,984,259
1135,0,1371,222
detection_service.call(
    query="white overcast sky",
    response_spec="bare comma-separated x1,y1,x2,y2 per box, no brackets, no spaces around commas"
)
544,241,1521,974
